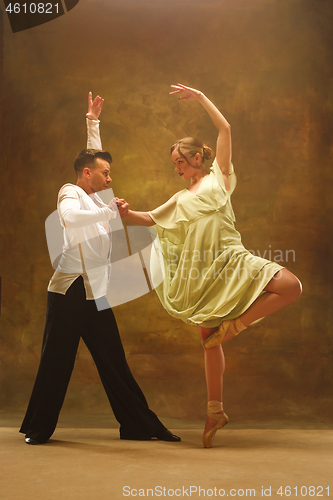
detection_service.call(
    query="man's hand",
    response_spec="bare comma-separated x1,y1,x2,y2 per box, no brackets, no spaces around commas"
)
86,92,104,120
115,198,129,218
108,198,118,213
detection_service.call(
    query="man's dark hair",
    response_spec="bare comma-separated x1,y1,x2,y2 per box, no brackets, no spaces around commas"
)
74,149,112,176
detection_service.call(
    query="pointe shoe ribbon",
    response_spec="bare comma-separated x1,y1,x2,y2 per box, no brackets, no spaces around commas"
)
203,400,228,448
204,318,246,349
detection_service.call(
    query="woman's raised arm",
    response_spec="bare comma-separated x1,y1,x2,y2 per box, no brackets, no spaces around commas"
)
170,83,231,191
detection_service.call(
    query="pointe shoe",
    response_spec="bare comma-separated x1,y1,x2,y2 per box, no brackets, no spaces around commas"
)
203,400,228,448
204,318,246,349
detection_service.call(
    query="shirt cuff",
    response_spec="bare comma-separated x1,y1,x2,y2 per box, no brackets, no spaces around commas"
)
86,118,102,150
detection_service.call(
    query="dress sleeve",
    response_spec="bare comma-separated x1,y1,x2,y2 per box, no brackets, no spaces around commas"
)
210,158,237,195
86,118,102,150
148,193,181,229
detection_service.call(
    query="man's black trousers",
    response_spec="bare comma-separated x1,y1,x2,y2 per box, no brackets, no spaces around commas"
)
20,276,166,442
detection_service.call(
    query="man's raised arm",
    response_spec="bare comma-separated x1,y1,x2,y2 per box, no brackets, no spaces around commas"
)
86,91,104,150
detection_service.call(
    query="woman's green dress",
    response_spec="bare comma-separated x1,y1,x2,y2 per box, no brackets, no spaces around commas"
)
148,160,283,328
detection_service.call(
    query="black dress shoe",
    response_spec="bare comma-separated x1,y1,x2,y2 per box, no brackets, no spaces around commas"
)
120,434,152,441
25,437,42,445
120,428,181,442
154,429,181,442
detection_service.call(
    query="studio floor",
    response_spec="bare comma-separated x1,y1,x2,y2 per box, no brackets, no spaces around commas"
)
1,417,332,500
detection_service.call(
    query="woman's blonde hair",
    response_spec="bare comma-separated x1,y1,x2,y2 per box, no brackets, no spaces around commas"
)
170,137,213,171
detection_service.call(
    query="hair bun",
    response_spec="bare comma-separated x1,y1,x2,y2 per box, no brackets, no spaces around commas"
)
171,137,213,169
202,144,212,160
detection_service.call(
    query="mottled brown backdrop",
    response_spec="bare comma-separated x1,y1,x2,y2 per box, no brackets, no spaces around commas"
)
0,0,332,427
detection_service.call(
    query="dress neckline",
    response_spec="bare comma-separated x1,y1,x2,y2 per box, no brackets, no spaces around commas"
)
186,173,210,195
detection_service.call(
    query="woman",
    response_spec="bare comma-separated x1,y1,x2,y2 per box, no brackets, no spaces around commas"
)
117,83,302,448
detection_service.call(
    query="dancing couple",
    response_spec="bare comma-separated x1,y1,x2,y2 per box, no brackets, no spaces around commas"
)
21,83,301,449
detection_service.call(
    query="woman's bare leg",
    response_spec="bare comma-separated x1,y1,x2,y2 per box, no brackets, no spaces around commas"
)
199,269,301,428
199,325,225,433
222,268,302,343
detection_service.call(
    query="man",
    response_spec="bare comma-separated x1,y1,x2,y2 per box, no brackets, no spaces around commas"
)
20,93,180,444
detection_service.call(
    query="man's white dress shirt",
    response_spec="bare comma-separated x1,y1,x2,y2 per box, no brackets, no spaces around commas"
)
48,119,116,300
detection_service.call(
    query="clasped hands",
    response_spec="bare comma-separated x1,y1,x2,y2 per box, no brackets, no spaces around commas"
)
110,197,129,218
